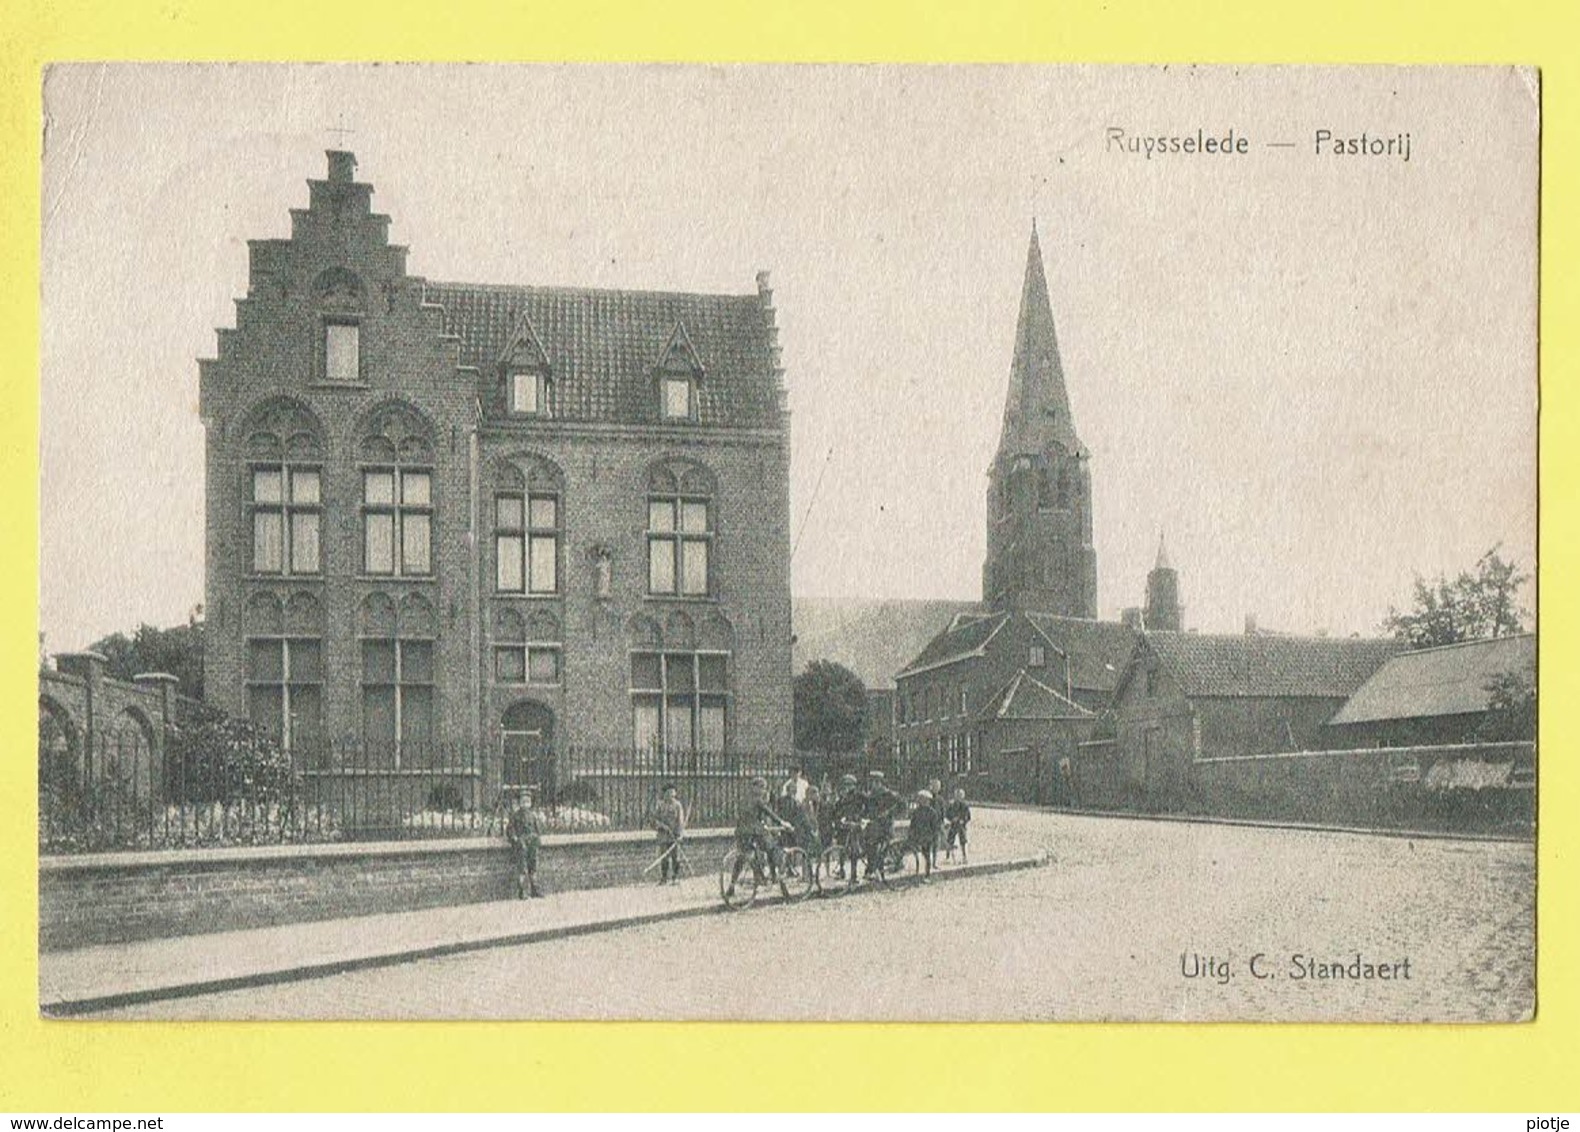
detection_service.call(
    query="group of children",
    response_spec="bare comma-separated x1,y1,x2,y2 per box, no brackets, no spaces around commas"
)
502,769,973,901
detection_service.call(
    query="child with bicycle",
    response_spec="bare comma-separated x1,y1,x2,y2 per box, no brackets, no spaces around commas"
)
724,777,793,899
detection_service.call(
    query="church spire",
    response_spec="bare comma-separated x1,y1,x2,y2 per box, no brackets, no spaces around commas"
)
982,223,1098,619
996,223,1079,464
1155,530,1171,571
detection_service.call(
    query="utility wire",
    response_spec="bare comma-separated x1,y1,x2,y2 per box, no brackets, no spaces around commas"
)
790,446,834,561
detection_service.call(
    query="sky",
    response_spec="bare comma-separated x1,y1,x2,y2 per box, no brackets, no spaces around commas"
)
39,64,1538,652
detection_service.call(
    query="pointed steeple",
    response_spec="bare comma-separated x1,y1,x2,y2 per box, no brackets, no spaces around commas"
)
1145,530,1182,631
996,224,1079,463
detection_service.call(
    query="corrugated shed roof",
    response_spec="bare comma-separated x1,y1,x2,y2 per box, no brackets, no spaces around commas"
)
792,597,980,690
896,612,1009,676
978,669,1095,722
423,281,782,429
1024,614,1140,693
1146,632,1404,699
1328,634,1535,725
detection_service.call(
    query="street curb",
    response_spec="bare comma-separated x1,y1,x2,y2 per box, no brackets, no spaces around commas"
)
973,802,1533,845
41,852,1049,1017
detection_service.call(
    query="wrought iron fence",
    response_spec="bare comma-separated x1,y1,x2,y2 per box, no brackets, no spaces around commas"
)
37,734,958,855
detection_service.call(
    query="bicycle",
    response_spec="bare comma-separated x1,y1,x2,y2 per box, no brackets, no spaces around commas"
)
719,828,816,910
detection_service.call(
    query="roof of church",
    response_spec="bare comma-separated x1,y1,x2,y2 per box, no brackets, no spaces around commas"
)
423,280,783,429
1327,633,1535,726
995,225,1083,462
792,597,981,690
1142,631,1405,700
978,668,1095,722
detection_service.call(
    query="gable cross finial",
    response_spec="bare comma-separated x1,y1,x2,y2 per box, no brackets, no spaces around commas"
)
327,119,354,147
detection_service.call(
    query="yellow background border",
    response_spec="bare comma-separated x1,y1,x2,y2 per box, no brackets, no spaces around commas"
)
3,0,1573,1112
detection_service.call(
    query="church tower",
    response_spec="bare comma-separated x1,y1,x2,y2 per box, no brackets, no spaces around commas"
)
983,224,1098,617
1144,533,1182,631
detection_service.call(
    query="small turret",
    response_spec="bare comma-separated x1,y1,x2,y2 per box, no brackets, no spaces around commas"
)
1143,532,1182,631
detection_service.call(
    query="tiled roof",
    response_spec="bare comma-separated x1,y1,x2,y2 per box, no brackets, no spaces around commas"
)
896,612,1009,677
423,281,782,429
978,669,1095,722
1146,632,1405,699
1328,634,1535,725
792,597,981,690
1024,614,1140,694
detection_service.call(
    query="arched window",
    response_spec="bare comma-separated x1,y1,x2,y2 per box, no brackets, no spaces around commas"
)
360,592,437,767
359,403,435,577
494,456,562,595
647,461,714,597
493,607,562,686
244,400,324,576
245,591,323,752
629,609,729,768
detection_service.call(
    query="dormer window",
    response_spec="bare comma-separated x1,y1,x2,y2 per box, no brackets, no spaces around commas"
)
655,322,704,423
509,369,553,417
1030,645,1046,668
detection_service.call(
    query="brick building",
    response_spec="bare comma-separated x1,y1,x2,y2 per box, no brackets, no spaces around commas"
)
1324,633,1535,748
199,152,791,800
893,226,1159,797
1098,630,1405,807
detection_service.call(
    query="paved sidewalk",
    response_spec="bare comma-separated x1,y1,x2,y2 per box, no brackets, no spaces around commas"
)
41,850,1046,1016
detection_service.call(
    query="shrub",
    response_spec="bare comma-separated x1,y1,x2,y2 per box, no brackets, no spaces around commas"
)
166,704,294,805
424,783,466,812
553,778,600,808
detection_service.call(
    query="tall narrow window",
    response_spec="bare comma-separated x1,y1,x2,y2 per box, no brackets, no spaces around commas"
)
251,465,321,575
363,468,432,576
647,495,711,597
325,322,360,382
362,637,436,767
247,637,323,751
495,492,559,594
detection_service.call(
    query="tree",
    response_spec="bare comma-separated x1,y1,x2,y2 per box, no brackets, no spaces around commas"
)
89,617,204,700
1477,665,1537,742
793,660,868,754
1383,547,1530,648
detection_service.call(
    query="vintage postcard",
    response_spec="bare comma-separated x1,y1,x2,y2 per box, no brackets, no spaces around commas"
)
37,63,1537,1022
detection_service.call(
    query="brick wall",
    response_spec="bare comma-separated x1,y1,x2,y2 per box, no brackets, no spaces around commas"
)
1074,740,1534,836
39,829,736,951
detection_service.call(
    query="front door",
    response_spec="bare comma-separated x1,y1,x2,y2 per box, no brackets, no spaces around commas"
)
501,701,556,802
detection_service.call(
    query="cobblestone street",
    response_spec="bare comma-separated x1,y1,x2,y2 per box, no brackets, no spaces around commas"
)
101,808,1535,1022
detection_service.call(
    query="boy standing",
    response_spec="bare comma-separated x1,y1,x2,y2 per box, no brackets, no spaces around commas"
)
650,782,687,885
906,789,942,879
944,787,971,864
506,788,545,898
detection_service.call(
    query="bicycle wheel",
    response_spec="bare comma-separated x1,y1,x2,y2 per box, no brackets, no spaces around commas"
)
780,846,817,902
719,849,758,910
818,844,847,897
